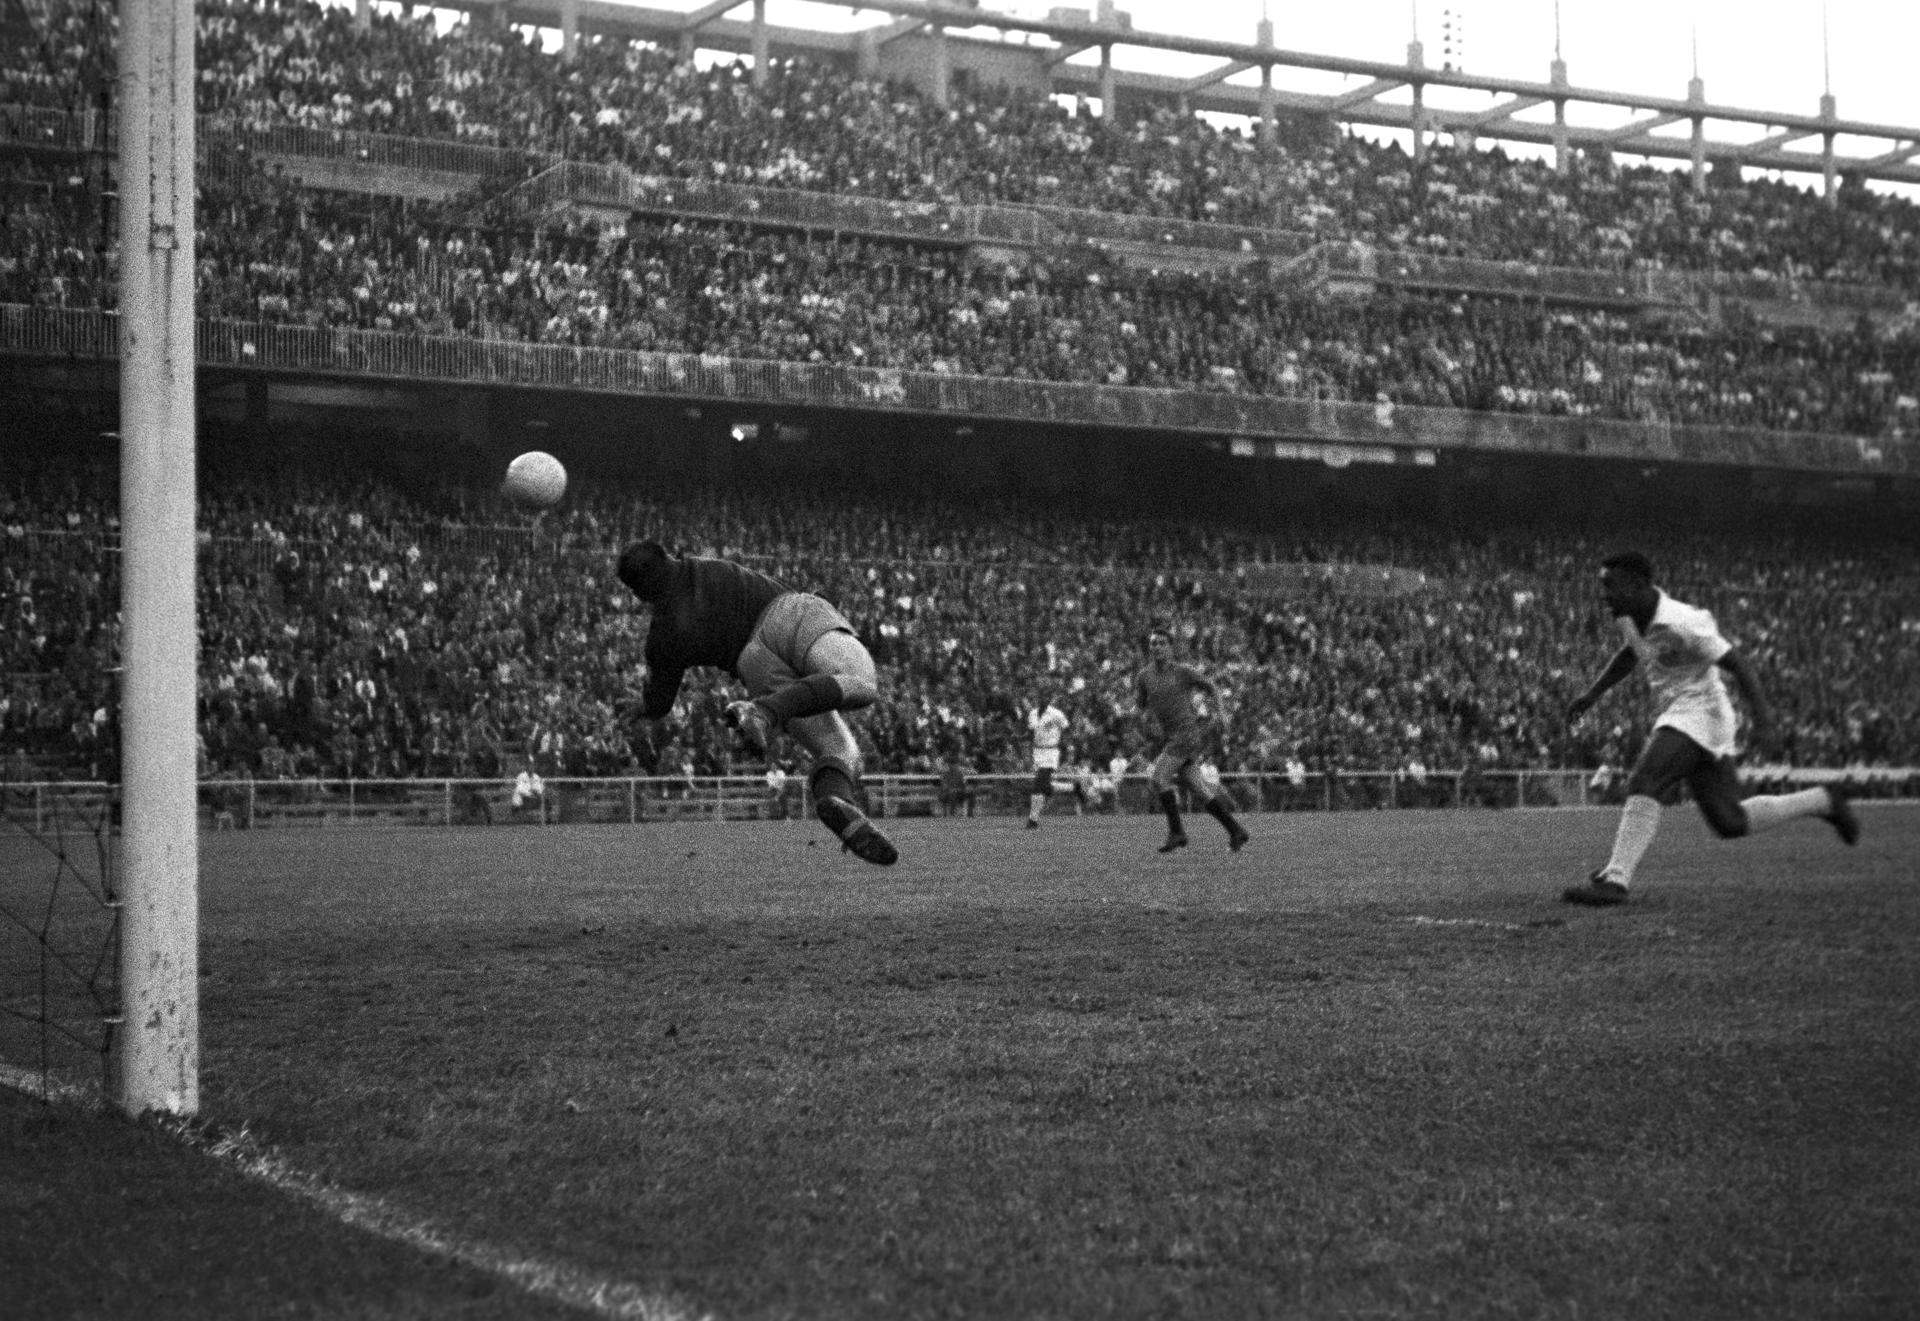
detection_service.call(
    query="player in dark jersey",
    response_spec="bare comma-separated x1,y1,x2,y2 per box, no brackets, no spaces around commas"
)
1134,629,1250,854
617,541,897,866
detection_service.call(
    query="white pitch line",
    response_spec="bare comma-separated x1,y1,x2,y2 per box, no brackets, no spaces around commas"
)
1403,914,1556,932
0,1060,100,1107
0,1063,712,1321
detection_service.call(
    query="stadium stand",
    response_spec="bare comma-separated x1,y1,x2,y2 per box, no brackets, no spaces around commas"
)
1,156,1914,440
2,1,1916,794
4,421,1916,786
173,0,1920,292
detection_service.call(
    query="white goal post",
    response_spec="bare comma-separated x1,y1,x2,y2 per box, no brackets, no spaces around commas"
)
115,0,199,1117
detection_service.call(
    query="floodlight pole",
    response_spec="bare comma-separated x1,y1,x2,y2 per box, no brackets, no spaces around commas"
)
115,0,199,1118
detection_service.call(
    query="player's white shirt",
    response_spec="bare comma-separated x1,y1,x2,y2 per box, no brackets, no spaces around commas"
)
512,770,545,807
1029,704,1068,771
1620,590,1738,757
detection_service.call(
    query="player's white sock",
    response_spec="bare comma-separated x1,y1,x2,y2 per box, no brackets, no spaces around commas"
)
1602,794,1662,886
1741,788,1831,833
1028,793,1044,822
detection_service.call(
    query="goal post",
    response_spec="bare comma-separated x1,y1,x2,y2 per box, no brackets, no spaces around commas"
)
115,0,199,1117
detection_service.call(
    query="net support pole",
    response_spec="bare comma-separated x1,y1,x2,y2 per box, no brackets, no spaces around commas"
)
115,0,199,1118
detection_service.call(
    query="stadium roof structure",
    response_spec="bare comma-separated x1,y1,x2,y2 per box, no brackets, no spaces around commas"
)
414,0,1920,191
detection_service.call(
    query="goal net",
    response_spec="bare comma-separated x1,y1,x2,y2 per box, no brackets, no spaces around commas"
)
0,782,118,1101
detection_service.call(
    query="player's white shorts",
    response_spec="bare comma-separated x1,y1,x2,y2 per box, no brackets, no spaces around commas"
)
1656,706,1737,760
1032,747,1062,772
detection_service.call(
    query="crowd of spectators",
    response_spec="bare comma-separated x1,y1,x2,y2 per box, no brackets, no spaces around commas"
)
4,4,1918,789
4,160,1915,442
8,2,1920,442
5,433,1916,788
10,0,1920,294
0,159,112,312
178,0,1920,294
163,175,1920,439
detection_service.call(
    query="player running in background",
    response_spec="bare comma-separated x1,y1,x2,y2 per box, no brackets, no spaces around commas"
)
1562,550,1858,906
616,540,898,866
1024,696,1070,829
1135,628,1251,854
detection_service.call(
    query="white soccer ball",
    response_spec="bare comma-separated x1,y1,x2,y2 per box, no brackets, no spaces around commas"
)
503,451,567,509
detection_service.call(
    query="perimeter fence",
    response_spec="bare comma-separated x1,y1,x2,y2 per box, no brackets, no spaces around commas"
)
5,767,1912,835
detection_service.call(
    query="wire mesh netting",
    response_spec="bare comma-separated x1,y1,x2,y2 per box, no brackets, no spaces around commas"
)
0,782,118,1100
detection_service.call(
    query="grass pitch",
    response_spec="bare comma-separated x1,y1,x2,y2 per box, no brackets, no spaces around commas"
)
7,805,1919,1319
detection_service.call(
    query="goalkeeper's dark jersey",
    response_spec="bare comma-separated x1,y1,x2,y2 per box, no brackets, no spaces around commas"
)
640,555,788,716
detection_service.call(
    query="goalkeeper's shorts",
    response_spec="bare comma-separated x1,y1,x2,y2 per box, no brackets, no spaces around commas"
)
736,591,857,695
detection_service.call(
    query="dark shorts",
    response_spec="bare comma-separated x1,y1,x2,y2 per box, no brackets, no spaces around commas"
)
1151,719,1224,788
1157,718,1222,766
1632,726,1743,822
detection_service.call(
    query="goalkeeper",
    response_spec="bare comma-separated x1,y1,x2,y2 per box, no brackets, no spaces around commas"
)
616,540,897,866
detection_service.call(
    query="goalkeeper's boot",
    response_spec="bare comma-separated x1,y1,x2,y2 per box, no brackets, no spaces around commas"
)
817,795,899,867
1157,831,1189,854
1228,824,1251,853
1820,785,1861,846
724,699,774,756
1562,867,1630,906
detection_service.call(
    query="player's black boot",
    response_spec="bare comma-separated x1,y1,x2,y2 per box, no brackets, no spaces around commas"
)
1155,789,1187,854
1206,798,1249,852
1563,868,1630,906
817,795,899,867
1821,785,1861,846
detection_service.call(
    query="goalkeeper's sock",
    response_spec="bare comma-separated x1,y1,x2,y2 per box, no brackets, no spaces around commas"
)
1028,792,1045,823
1601,794,1662,886
758,674,847,725
810,763,858,806
1204,797,1242,835
1741,788,1830,833
1158,789,1184,835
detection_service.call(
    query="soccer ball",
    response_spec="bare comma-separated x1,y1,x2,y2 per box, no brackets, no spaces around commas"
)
503,451,567,509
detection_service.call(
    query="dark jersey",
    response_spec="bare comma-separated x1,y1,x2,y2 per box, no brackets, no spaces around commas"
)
1135,661,1213,738
640,556,788,716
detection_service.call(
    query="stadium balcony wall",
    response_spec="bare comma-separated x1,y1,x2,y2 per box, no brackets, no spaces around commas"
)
3,306,1915,493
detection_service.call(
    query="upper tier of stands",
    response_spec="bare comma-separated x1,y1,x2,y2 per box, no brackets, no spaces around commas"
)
8,0,1920,297
3,156,1916,445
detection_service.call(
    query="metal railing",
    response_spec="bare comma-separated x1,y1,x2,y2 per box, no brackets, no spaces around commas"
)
214,119,551,181
0,103,98,153
7,768,1913,832
1374,249,1693,308
498,159,1049,246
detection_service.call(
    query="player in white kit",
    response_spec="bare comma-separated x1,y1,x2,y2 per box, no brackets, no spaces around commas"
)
1562,551,1859,906
1025,698,1070,829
